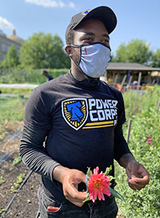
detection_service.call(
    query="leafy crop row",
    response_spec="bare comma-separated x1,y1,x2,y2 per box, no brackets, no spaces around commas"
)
115,85,160,217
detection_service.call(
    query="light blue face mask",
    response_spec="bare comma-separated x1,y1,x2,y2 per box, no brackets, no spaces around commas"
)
71,43,111,78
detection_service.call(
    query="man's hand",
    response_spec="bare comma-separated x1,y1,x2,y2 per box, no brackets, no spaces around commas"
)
53,166,87,207
126,160,149,190
119,153,149,191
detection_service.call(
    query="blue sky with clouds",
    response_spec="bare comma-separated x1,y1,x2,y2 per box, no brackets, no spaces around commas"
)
0,0,160,55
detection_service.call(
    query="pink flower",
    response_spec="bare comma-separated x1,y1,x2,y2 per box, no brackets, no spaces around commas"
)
146,136,153,145
147,140,152,144
146,136,152,140
87,167,111,202
151,144,155,148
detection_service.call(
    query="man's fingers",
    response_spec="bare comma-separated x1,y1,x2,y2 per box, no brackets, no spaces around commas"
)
64,182,87,200
64,189,87,207
128,174,149,191
129,175,149,185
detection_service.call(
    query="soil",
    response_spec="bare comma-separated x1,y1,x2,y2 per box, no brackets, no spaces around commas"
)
0,121,125,218
0,121,41,218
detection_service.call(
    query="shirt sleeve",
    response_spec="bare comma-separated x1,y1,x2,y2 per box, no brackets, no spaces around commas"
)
114,91,131,162
114,124,131,162
20,87,60,182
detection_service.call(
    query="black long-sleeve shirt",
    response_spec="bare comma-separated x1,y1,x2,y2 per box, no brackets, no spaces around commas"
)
20,71,131,202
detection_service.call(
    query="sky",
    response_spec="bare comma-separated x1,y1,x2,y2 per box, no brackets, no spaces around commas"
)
0,0,160,56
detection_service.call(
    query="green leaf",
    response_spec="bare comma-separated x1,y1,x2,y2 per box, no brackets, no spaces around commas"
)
83,193,90,203
86,167,91,178
104,165,112,176
109,187,125,201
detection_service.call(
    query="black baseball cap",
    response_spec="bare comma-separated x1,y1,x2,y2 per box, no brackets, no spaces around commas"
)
65,6,117,43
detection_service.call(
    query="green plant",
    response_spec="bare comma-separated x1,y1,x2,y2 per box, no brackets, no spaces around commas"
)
10,173,25,194
10,185,17,193
14,182,18,189
0,176,5,185
13,156,22,165
16,173,25,184
115,85,160,218
9,166,14,171
0,208,6,214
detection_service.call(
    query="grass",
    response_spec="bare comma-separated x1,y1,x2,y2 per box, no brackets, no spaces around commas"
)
0,97,25,140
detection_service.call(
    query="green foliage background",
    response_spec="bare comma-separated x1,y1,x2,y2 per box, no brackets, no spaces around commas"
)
20,32,70,69
0,68,69,84
1,44,20,68
0,98,25,140
112,39,153,65
115,85,160,218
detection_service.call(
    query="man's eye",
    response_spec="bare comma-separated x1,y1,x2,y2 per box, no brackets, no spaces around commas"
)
84,38,92,42
102,39,109,43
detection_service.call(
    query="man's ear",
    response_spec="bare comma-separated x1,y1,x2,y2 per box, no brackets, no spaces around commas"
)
65,45,73,57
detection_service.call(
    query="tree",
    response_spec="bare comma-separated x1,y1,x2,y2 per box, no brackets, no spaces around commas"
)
1,44,19,68
20,32,70,69
51,34,70,69
113,39,152,65
151,49,160,67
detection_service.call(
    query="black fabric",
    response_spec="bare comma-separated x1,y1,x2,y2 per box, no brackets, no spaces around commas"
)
38,184,118,218
65,6,117,42
47,75,53,81
20,71,131,202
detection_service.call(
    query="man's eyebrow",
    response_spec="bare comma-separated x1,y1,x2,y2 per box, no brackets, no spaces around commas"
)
103,33,110,39
82,32,95,36
81,32,110,39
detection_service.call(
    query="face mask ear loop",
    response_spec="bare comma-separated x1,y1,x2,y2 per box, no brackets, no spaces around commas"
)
69,45,87,77
70,44,82,65
70,56,90,80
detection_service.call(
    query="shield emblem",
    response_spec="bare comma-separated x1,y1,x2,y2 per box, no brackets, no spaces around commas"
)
62,98,88,130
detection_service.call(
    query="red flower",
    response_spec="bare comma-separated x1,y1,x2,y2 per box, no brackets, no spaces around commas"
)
87,167,111,202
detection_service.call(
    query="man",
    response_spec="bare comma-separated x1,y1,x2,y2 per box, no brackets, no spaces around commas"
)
20,6,149,218
41,70,53,81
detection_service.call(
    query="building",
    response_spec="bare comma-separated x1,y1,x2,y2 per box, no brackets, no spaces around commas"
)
0,29,24,61
105,62,160,85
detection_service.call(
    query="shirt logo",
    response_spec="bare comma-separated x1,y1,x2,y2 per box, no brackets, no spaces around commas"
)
62,98,88,130
62,98,118,131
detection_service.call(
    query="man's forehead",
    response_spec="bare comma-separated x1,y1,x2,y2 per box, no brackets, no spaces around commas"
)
76,18,107,28
74,18,109,33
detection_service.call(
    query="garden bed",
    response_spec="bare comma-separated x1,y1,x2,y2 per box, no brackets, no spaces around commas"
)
0,121,125,218
0,121,41,218
0,151,41,218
